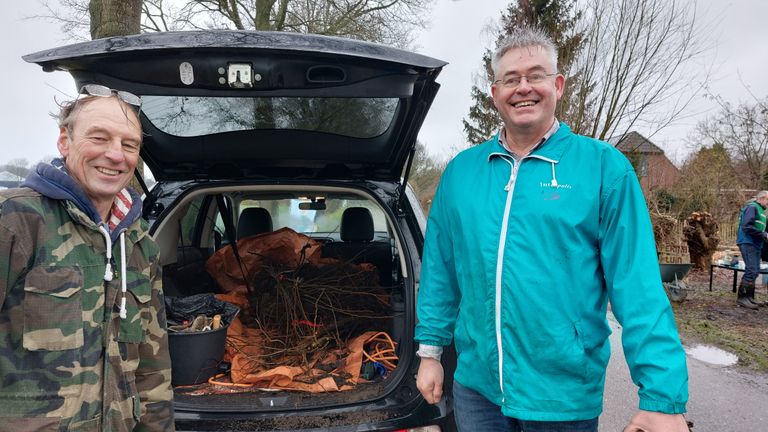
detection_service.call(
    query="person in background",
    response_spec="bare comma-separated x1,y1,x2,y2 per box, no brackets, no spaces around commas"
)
735,190,768,309
0,84,174,431
414,26,689,432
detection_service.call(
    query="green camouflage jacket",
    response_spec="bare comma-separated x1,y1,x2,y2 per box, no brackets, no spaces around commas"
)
0,187,174,431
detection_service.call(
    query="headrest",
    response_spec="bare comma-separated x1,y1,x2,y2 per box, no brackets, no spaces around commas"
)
237,207,273,239
340,207,374,242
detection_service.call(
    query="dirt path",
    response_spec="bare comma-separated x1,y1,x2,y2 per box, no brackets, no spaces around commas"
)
672,267,768,371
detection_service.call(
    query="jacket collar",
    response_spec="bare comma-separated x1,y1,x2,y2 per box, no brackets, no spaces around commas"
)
22,159,144,242
487,122,573,163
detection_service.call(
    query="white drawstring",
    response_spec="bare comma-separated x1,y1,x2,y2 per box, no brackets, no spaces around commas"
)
98,226,113,281
550,161,558,187
99,225,128,320
119,232,128,319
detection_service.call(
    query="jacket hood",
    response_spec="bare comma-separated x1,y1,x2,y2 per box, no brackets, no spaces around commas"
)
22,158,143,240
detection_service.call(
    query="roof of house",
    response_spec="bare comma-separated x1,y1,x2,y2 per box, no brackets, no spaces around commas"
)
0,171,23,182
607,131,664,154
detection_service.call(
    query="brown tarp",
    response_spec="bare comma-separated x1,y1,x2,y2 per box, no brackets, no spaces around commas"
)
206,227,328,294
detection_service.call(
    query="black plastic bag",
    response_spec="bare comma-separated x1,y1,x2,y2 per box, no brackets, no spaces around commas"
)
164,293,239,327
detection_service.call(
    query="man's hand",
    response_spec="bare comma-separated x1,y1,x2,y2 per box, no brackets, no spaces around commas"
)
623,410,689,432
416,357,444,404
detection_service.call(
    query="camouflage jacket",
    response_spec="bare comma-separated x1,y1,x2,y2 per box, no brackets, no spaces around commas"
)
0,187,174,431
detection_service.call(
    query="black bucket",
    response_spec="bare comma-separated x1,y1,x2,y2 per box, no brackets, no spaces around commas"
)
168,325,228,386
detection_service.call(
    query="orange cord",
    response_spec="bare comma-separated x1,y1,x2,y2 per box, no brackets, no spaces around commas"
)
362,331,399,371
208,373,256,387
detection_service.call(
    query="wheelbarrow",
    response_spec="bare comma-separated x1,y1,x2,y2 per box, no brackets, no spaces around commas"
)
659,263,693,302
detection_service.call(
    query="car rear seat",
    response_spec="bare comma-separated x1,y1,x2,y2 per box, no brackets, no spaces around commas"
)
237,207,273,239
322,207,394,286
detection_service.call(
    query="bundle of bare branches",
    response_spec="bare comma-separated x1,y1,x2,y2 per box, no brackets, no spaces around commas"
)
206,228,397,390
650,210,679,246
242,258,391,368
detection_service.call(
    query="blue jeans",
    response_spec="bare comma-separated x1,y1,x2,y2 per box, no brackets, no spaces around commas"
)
739,243,760,284
453,381,598,432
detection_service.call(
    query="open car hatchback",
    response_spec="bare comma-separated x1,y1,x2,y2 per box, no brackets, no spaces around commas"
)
25,30,456,431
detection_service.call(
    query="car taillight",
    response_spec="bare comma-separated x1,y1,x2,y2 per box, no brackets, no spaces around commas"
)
391,426,441,432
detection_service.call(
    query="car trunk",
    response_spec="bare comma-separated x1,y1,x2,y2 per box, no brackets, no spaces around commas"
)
150,183,415,412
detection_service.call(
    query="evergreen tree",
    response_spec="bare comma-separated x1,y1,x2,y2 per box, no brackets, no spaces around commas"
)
462,0,584,145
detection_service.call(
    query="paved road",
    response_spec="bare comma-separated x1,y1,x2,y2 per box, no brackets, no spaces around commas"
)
600,314,768,432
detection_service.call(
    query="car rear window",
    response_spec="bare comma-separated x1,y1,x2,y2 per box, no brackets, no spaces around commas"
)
239,198,387,234
141,96,399,138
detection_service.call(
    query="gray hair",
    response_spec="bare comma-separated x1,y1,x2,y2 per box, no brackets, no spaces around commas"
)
492,26,559,78
757,190,768,200
54,95,142,135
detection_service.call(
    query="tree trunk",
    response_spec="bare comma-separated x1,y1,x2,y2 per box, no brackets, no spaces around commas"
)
89,0,142,39
254,0,277,30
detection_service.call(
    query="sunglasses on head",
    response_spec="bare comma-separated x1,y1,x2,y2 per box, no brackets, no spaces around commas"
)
78,84,142,108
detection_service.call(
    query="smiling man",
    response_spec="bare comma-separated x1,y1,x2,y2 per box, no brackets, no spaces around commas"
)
415,27,690,432
0,86,174,431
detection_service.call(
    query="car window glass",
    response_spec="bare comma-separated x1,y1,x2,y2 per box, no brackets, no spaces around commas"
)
141,96,399,138
214,210,227,242
240,198,386,236
178,196,205,247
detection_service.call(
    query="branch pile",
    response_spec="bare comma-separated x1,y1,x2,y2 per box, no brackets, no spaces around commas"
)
204,228,395,392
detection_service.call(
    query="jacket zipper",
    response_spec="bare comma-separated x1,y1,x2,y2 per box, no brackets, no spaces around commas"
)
493,152,557,403
495,155,517,402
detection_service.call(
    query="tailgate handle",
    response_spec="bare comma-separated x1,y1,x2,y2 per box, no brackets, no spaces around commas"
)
306,65,346,83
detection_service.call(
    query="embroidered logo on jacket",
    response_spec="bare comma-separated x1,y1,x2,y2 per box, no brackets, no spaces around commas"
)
539,182,573,189
540,181,572,201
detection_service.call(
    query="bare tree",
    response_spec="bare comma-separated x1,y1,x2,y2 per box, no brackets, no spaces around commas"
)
694,94,768,189
463,0,708,145
569,0,710,140
42,0,432,48
408,142,447,214
671,143,746,221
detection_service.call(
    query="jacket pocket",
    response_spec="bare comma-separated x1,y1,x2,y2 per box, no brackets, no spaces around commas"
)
117,279,152,344
524,319,588,384
22,266,84,351
0,416,61,432
575,318,612,381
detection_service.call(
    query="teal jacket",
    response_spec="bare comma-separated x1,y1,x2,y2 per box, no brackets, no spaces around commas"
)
415,123,688,421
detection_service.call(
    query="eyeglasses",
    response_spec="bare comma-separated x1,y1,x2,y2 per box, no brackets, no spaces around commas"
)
493,72,558,89
79,84,142,108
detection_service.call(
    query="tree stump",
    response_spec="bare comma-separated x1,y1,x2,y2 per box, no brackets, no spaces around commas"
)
683,212,720,270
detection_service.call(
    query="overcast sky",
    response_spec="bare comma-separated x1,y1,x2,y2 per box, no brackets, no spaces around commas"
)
1,0,767,167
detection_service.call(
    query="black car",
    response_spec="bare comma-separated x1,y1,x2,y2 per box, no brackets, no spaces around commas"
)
26,30,456,432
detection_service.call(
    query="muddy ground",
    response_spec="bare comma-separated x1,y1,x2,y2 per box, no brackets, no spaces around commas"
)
670,266,768,371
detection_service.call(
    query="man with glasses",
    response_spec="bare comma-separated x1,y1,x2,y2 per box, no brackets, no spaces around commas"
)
0,85,174,431
415,26,689,431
